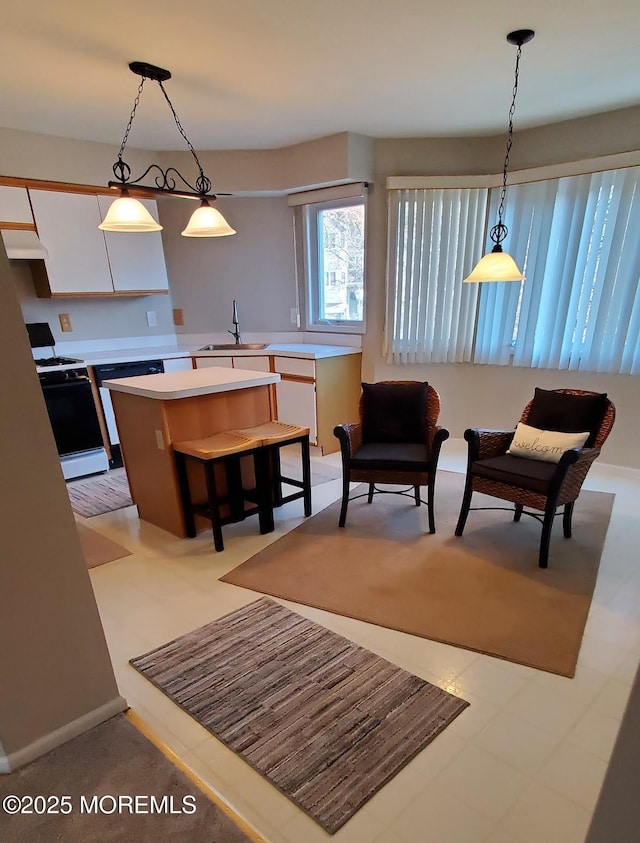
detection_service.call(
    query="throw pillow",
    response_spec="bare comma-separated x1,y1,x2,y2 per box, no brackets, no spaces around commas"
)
508,422,589,463
361,381,428,444
526,388,608,447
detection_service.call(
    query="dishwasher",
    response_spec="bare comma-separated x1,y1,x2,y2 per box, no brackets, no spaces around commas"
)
93,359,164,465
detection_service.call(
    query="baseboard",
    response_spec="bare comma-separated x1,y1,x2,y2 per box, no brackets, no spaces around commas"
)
0,695,127,773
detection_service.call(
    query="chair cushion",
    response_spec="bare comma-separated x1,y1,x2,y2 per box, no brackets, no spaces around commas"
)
472,454,558,495
351,442,430,471
526,388,608,447
361,381,428,444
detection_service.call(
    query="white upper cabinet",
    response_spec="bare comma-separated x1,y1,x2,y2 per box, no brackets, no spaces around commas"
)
29,190,113,294
0,186,34,225
28,189,170,297
97,195,169,293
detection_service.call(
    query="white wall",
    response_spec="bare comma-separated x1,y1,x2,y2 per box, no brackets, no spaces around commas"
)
0,239,124,769
159,195,298,335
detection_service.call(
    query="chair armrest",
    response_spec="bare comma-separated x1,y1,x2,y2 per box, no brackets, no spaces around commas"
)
553,447,600,504
464,428,515,461
333,422,362,459
427,425,449,466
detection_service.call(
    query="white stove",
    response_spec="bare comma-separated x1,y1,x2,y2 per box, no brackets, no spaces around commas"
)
28,324,109,480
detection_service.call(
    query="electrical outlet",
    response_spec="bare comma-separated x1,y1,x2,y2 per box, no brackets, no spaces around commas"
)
59,313,72,332
290,308,299,326
146,310,157,327
173,308,184,326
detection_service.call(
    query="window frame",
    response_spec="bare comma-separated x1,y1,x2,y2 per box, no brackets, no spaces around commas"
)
302,195,367,334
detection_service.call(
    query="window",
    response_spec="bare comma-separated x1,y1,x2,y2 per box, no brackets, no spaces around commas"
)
475,167,640,373
302,196,366,332
385,187,487,363
386,165,640,374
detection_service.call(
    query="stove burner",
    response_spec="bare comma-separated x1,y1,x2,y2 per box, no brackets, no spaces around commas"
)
35,356,82,367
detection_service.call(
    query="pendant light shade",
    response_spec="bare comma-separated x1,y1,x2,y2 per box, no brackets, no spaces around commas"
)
101,61,235,238
463,246,524,283
98,195,162,232
181,201,236,237
464,29,534,283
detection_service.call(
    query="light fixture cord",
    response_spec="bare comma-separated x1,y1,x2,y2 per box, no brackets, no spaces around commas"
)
492,42,523,246
158,80,212,196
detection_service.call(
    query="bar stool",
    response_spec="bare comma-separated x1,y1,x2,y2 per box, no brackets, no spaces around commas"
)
173,430,273,552
232,421,312,517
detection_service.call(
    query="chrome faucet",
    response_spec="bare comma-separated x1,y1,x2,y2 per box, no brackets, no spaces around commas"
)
228,299,242,345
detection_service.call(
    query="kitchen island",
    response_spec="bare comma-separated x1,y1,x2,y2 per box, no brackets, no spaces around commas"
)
104,367,280,537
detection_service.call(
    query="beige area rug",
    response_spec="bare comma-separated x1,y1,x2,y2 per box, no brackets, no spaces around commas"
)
67,472,133,518
76,522,132,569
130,598,468,834
221,472,615,677
0,713,260,843
280,453,342,486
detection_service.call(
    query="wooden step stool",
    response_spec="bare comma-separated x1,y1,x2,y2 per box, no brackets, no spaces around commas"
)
231,421,312,517
173,430,273,552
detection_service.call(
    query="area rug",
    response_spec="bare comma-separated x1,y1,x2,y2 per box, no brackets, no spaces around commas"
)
130,598,469,834
0,713,261,843
221,472,615,677
280,454,341,486
76,522,132,569
67,472,133,517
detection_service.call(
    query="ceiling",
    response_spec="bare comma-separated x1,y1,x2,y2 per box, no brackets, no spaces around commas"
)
2,0,639,151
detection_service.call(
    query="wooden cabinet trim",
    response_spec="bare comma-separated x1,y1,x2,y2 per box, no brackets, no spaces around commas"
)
0,221,36,231
0,175,148,198
278,373,315,385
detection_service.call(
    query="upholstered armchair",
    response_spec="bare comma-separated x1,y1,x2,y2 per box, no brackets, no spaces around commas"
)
455,388,616,568
333,381,449,532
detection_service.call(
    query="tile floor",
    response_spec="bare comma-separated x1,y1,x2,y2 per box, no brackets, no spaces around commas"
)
81,441,640,843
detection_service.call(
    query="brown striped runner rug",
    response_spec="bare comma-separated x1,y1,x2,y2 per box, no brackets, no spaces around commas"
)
130,598,469,834
67,472,133,517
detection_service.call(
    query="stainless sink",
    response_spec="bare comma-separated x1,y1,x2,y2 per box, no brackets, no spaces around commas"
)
198,343,268,351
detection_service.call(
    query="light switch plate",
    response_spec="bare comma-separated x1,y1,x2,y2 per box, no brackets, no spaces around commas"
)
146,310,157,327
59,313,72,332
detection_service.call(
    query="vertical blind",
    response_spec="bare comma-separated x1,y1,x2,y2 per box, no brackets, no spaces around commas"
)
475,166,640,373
386,166,640,375
385,188,487,364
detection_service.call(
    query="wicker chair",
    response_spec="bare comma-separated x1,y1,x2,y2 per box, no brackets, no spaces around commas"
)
333,381,449,532
455,388,616,568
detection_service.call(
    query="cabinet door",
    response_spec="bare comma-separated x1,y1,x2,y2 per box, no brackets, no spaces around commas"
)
231,355,271,372
29,190,113,294
97,195,169,293
193,356,233,368
276,379,317,443
162,357,193,373
0,186,34,224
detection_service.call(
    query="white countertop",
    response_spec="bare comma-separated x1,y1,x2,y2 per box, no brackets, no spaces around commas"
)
77,345,193,366
77,342,359,366
197,343,361,359
102,366,280,400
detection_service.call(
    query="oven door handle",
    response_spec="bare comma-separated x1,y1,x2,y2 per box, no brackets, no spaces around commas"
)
41,378,91,389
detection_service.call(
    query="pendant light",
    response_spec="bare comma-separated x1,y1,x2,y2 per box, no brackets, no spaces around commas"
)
464,29,534,283
99,62,235,238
